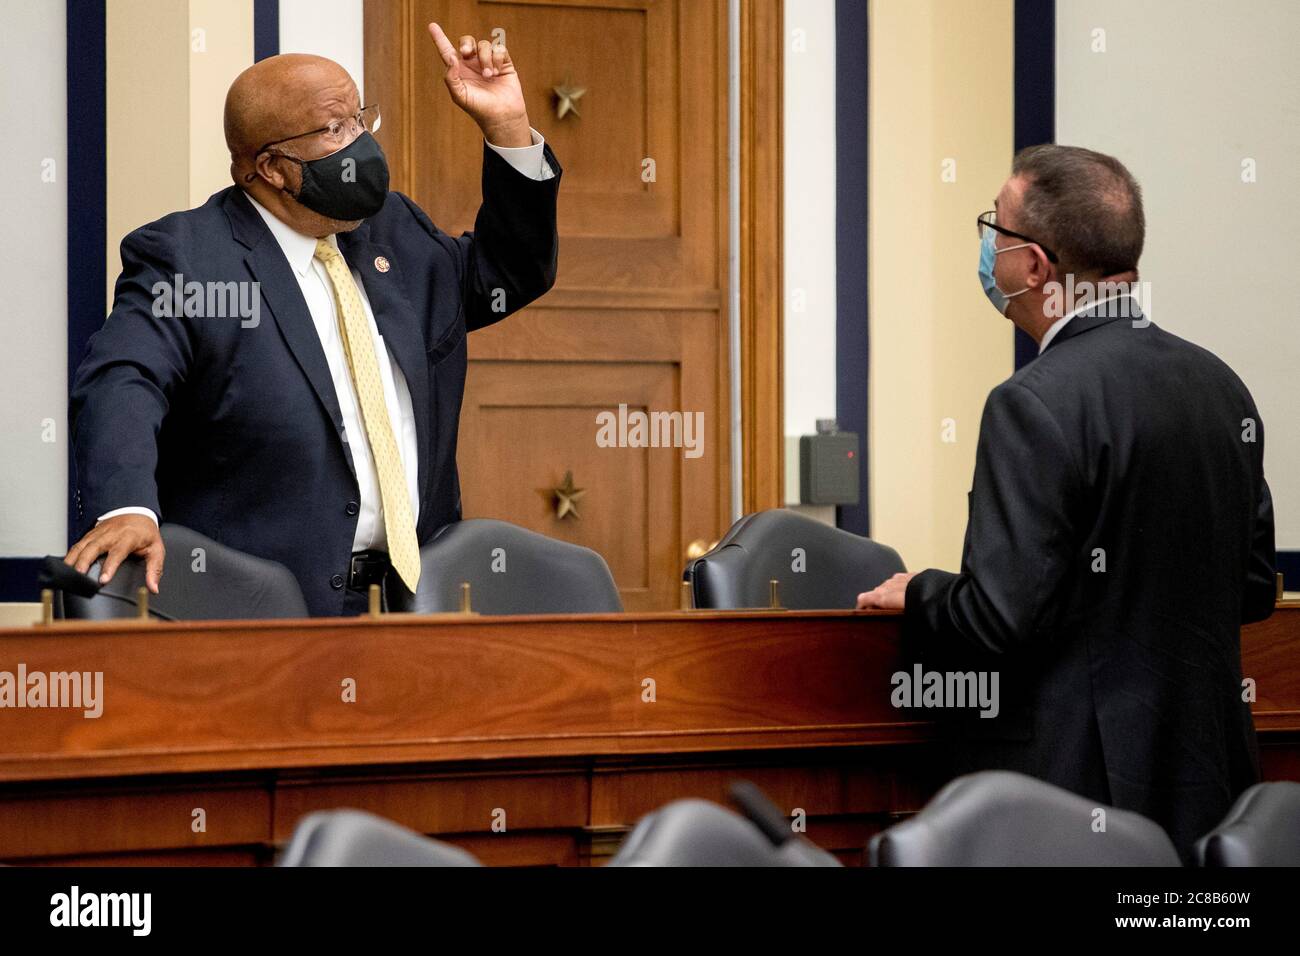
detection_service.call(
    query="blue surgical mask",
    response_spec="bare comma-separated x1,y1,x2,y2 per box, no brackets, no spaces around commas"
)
979,227,1029,314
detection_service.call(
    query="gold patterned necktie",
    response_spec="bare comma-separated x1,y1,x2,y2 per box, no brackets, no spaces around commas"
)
313,239,421,592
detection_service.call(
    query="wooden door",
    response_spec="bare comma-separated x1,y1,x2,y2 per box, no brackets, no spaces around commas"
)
366,0,731,610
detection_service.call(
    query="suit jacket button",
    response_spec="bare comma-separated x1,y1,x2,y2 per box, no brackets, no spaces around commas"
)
330,574,345,589
346,501,359,516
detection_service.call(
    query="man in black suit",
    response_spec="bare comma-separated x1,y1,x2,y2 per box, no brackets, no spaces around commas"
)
65,24,560,616
858,145,1276,857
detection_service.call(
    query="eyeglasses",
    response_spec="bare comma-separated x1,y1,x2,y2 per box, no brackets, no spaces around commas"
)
976,210,1058,264
254,105,381,157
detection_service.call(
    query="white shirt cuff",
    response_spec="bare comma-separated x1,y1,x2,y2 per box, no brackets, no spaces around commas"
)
98,506,159,526
485,127,556,181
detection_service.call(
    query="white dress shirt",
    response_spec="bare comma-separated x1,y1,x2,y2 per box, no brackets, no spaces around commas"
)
100,129,555,552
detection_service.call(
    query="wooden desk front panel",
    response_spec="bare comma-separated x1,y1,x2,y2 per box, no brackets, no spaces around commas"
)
0,607,1294,865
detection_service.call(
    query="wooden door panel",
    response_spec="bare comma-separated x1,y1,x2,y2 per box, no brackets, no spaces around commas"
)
464,308,724,606
411,1,673,232
458,361,677,609
404,0,717,287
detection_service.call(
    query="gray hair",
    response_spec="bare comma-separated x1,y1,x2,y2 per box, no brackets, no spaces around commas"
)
1011,144,1145,277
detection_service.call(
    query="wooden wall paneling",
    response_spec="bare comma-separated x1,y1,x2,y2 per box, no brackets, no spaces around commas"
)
364,0,415,193
365,0,734,607
270,766,591,845
0,780,271,861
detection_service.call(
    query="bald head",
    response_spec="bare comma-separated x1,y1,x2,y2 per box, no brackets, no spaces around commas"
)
224,53,359,171
224,53,369,237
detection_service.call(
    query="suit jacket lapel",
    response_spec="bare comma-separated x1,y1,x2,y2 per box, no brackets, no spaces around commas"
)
223,188,353,475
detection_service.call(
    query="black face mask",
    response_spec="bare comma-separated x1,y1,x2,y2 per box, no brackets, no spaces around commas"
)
283,131,390,221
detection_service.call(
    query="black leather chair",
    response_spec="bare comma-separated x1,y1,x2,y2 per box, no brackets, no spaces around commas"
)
1194,781,1300,866
60,523,307,620
870,771,1182,866
608,796,841,867
687,509,905,609
278,809,482,867
388,518,622,614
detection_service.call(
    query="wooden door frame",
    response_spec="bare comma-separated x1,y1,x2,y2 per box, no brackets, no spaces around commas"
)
738,0,784,514
363,0,784,520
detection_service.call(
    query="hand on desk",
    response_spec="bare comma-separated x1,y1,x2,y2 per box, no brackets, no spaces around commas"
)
856,571,916,610
64,514,165,594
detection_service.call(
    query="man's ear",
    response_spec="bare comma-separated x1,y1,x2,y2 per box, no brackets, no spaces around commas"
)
1025,245,1054,290
255,153,295,191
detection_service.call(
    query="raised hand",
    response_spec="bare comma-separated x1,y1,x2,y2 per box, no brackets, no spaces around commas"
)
427,22,532,148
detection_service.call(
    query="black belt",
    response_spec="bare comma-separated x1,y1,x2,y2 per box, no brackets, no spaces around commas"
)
348,549,392,592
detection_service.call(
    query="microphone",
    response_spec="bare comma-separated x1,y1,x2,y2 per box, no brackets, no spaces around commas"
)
38,556,177,621
728,780,795,847
39,556,102,596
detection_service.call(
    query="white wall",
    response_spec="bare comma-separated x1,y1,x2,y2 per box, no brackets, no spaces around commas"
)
0,2,67,555
783,0,838,510
1057,0,1300,551
279,0,366,100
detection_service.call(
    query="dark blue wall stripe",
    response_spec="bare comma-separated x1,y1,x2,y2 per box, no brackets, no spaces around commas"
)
835,0,870,537
0,560,42,603
65,0,106,551
1013,0,1055,369
254,0,279,62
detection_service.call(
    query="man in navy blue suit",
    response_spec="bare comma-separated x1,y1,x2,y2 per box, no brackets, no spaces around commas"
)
65,23,561,616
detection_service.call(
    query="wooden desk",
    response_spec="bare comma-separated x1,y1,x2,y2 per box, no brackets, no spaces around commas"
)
0,605,1296,866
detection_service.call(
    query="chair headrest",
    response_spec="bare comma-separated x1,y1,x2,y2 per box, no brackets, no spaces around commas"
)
60,523,308,620
391,518,622,614
689,509,905,609
278,810,482,867
609,798,841,867
870,770,1182,866
1194,781,1300,867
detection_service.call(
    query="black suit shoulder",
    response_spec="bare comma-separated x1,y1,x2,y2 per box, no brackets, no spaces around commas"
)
1015,317,1258,409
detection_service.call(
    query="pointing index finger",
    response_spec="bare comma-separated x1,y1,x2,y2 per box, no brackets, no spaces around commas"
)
427,22,458,67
